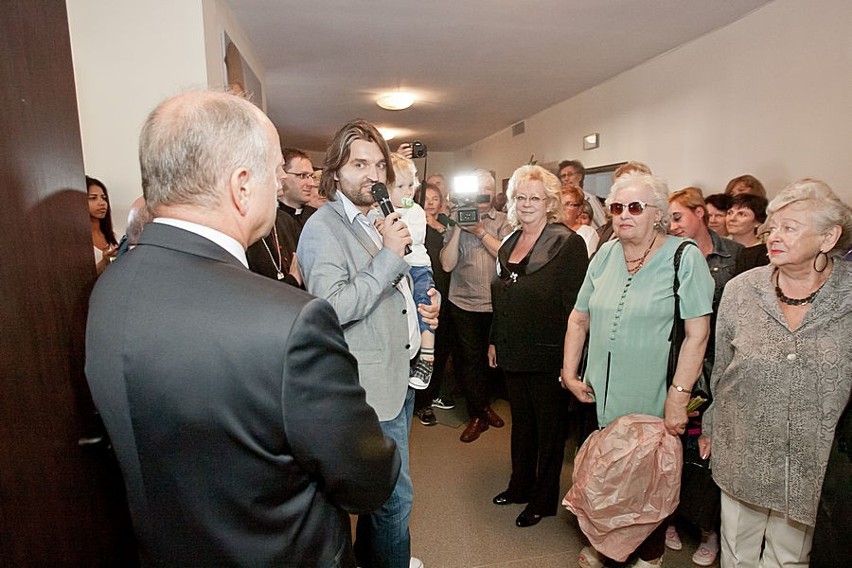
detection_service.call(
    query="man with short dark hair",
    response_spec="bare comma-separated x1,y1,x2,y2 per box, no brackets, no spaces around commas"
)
86,92,399,567
558,159,585,190
299,119,440,568
280,147,318,226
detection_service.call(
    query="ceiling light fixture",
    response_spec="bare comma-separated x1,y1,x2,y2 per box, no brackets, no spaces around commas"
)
377,127,400,141
377,92,415,111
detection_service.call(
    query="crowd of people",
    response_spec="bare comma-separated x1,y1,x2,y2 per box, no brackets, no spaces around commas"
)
85,90,850,568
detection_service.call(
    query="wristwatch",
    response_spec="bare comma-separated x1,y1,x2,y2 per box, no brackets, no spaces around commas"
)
671,383,692,394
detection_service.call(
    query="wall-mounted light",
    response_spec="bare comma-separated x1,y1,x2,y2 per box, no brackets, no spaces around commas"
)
377,92,415,111
583,133,599,150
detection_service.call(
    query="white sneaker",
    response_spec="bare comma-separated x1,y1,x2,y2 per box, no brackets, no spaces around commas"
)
410,557,424,568
691,531,719,567
631,558,663,568
664,524,682,551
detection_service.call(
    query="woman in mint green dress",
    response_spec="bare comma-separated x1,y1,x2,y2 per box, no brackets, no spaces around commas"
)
561,172,714,568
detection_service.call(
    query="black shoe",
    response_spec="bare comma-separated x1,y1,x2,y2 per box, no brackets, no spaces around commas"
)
515,510,542,527
416,407,437,426
492,491,525,505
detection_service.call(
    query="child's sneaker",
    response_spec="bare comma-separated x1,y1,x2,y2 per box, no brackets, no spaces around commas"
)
408,359,433,389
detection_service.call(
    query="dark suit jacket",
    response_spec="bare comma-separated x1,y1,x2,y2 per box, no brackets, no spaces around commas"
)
490,223,589,372
85,222,399,567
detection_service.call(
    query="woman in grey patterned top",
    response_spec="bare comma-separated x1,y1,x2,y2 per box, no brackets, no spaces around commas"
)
700,179,852,568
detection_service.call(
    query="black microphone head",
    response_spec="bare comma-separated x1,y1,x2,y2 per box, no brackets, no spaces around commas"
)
370,182,389,200
370,182,394,216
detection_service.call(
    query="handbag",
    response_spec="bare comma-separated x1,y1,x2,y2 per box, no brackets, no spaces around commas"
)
666,240,709,396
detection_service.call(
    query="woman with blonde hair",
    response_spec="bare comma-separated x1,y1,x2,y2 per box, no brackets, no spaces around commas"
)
489,165,588,528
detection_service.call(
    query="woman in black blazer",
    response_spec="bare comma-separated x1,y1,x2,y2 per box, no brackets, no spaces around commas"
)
488,165,589,527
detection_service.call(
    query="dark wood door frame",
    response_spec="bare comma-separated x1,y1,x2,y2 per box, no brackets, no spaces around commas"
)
1,2,136,565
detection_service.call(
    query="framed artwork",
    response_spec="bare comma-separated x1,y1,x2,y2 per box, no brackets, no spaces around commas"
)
223,32,263,110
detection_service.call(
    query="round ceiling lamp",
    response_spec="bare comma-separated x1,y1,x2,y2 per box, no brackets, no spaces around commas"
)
376,92,415,111
377,127,400,141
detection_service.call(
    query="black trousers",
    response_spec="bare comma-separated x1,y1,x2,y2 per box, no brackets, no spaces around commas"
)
504,370,570,516
448,302,492,420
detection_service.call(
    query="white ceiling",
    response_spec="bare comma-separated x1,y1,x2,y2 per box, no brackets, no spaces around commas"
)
225,0,772,153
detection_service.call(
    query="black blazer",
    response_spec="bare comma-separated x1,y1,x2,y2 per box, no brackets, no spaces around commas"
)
86,223,399,567
490,223,589,372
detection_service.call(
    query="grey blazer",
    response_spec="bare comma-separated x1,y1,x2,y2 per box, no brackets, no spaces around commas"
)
86,223,399,567
298,197,414,421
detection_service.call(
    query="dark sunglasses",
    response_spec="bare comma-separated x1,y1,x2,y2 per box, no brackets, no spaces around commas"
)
609,200,654,215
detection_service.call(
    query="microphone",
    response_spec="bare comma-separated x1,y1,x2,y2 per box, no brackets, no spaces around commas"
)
370,183,411,255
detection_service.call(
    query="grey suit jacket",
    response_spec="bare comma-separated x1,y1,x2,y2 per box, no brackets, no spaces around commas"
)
298,197,413,421
85,222,399,567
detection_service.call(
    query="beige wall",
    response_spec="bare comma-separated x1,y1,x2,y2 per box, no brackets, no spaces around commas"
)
67,0,208,234
67,0,265,236
458,0,852,203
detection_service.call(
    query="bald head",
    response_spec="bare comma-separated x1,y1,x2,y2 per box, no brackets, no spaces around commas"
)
140,91,275,211
138,91,283,246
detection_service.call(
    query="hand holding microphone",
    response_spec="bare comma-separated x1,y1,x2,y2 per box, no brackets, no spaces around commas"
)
371,182,412,256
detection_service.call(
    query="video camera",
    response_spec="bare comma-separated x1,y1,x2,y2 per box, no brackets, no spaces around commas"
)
449,175,491,226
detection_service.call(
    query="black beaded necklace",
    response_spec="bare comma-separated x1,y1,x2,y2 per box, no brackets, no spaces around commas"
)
774,269,827,306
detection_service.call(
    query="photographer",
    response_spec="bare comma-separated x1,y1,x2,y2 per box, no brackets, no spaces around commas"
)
440,168,512,442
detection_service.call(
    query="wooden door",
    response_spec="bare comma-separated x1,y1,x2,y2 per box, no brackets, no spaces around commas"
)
0,2,137,565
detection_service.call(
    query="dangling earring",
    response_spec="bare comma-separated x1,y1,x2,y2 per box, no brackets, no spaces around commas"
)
653,220,661,231
813,250,829,272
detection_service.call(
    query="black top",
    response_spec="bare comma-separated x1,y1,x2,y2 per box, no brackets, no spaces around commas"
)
246,209,302,287
424,224,451,299
735,242,770,274
490,223,589,372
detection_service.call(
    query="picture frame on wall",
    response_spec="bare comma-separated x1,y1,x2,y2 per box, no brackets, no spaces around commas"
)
223,32,263,110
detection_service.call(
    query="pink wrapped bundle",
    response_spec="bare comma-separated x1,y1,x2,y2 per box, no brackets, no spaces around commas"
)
563,414,683,562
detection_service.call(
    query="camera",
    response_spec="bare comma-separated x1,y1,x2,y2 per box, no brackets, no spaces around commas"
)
410,140,427,159
449,175,492,226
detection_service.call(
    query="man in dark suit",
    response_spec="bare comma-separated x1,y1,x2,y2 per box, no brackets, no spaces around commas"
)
298,120,439,568
85,91,399,567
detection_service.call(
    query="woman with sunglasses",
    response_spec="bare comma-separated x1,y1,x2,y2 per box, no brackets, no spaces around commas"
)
488,165,589,528
561,172,714,568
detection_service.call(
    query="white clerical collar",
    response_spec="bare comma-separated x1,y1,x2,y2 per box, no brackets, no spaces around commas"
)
153,218,248,268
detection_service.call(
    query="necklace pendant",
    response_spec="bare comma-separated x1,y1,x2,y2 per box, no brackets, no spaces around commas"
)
509,272,518,283
276,271,285,280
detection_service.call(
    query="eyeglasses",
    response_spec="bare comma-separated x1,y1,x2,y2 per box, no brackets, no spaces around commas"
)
608,201,654,215
512,195,544,204
285,171,315,180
